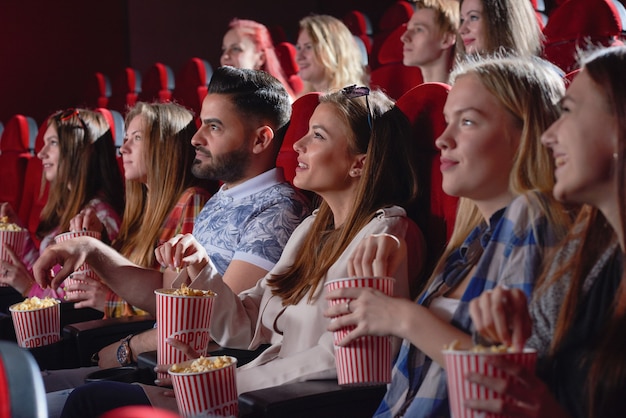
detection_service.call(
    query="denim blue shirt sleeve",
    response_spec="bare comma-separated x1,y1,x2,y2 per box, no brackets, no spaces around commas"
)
376,192,561,418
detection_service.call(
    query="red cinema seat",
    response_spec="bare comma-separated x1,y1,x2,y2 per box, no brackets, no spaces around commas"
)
275,42,304,97
277,92,321,187
343,10,373,54
396,82,458,278
139,62,175,103
108,67,142,115
97,108,126,178
542,0,623,73
84,71,112,109
370,0,414,69
173,57,213,117
0,115,37,213
17,118,49,246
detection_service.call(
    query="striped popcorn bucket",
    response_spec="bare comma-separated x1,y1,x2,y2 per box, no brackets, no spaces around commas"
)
169,356,238,417
325,276,395,386
155,289,215,380
0,229,28,286
443,348,538,418
9,302,61,348
54,230,102,280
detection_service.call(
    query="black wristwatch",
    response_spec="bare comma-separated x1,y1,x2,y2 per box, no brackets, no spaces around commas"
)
116,334,134,366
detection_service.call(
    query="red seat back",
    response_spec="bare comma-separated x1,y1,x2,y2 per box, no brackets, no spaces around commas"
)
370,0,414,69
173,57,213,117
108,67,142,115
277,92,321,186
542,0,623,73
84,71,112,109
343,10,373,54
17,118,49,246
0,115,37,212
139,62,175,103
275,42,304,97
97,108,126,178
396,83,458,275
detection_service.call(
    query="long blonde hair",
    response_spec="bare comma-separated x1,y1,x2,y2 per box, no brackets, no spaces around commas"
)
428,55,570,289
298,15,368,93
267,88,419,305
115,102,211,267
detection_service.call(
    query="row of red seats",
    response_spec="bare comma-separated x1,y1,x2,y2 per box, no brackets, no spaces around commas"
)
83,59,209,118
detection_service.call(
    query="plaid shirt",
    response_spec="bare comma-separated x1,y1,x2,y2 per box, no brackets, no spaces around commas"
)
376,192,562,418
104,187,211,318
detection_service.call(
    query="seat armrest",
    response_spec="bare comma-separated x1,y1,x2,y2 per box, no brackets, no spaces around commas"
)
238,380,386,418
63,316,156,368
135,342,265,384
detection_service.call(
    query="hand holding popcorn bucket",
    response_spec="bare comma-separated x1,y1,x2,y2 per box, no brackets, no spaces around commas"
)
9,297,61,348
0,217,29,286
325,276,395,386
443,344,538,418
54,231,102,284
169,355,238,417
155,286,216,379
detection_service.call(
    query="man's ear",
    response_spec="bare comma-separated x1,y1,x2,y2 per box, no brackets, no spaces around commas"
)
252,125,275,154
441,31,457,49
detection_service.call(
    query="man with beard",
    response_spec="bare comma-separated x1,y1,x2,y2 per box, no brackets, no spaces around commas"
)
41,67,310,409
189,66,310,294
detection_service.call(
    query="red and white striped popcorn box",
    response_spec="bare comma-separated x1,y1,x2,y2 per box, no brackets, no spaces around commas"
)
169,356,238,418
9,301,61,348
155,289,215,380
62,276,87,299
324,276,395,386
0,229,29,286
54,230,102,280
443,348,538,418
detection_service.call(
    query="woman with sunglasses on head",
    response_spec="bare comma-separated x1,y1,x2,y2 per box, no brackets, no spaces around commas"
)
63,102,214,318
467,46,626,418
54,85,426,416
326,55,573,417
0,109,124,301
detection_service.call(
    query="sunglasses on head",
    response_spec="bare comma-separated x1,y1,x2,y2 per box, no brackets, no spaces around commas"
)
341,85,372,130
57,108,87,131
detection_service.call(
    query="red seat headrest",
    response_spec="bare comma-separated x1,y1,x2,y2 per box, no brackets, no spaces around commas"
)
0,115,35,152
278,92,321,184
396,82,450,152
379,0,414,32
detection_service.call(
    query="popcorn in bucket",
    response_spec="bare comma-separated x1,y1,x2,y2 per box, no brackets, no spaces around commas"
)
9,297,61,348
325,276,395,386
155,286,216,379
169,355,238,417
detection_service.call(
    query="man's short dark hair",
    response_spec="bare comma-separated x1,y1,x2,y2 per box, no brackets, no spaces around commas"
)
208,66,292,142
